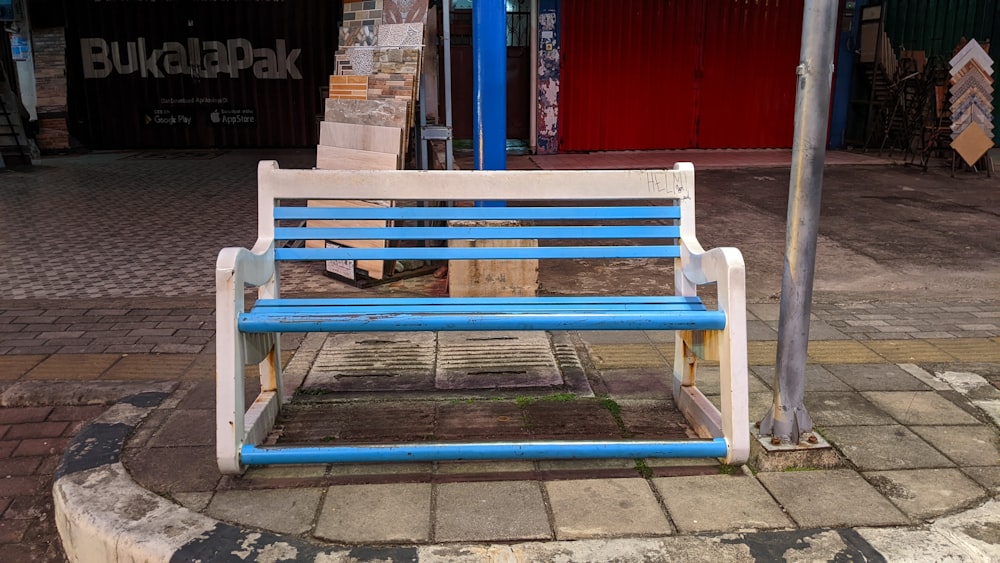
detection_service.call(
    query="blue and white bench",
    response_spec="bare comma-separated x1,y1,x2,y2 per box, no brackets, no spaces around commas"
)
216,160,749,474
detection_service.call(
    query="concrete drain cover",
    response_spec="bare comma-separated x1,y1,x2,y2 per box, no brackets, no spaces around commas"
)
305,333,436,392
300,331,590,396
436,331,562,390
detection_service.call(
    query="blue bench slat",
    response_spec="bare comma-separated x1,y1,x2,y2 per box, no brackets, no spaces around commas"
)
275,225,681,242
274,205,682,221
238,310,727,333
254,296,706,308
241,438,729,464
274,245,681,261
248,304,708,315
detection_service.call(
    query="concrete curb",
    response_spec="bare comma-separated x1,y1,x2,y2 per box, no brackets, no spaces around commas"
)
52,392,420,562
53,393,1000,562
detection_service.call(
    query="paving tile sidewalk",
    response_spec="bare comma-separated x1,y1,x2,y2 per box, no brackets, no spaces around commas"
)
3,149,998,559
2,297,998,560
50,300,990,560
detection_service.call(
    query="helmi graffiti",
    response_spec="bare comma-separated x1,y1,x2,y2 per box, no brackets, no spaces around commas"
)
80,38,303,79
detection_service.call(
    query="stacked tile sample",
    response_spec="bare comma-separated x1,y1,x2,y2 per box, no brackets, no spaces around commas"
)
312,0,430,282
325,0,429,159
949,40,995,166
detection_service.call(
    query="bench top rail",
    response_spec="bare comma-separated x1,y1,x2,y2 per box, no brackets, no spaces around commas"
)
257,161,699,244
258,161,694,202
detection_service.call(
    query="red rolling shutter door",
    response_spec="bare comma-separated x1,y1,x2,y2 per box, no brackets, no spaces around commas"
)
559,0,803,151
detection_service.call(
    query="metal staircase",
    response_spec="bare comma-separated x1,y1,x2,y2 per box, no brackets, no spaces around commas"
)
0,46,31,168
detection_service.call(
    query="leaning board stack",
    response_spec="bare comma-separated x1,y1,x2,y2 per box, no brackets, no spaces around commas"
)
310,0,431,282
949,39,995,166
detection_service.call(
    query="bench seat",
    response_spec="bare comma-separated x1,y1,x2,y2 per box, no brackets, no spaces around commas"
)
240,296,727,333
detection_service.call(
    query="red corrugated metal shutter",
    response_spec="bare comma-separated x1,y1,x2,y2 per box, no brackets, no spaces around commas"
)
558,0,803,151
699,0,803,148
559,0,704,151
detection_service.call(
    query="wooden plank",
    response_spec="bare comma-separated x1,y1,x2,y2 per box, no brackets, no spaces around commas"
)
318,122,403,155
315,145,399,170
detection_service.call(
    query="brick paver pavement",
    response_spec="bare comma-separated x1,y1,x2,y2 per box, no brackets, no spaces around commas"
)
0,405,107,562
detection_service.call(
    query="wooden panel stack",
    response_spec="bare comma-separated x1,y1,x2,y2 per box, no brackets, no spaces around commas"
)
949,39,995,167
310,116,404,281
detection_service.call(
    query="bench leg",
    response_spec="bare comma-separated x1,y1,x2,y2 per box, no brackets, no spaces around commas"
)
672,264,750,465
217,330,282,474
216,268,283,474
216,301,246,474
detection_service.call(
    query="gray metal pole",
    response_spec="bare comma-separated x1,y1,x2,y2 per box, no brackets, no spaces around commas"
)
758,0,838,444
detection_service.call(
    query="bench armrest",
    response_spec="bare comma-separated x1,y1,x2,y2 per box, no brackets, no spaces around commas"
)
216,238,276,293
679,235,745,291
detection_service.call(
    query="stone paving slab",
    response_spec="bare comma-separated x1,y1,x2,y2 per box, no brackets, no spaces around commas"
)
751,364,852,392
931,499,1000,560
595,368,673,399
803,392,896,426
434,481,551,542
205,488,324,535
824,363,933,391
863,391,983,425
653,474,793,533
757,470,910,528
806,341,885,364
863,468,987,520
584,343,668,369
910,425,1000,466
820,425,955,471
545,478,672,539
315,483,432,543
963,467,1000,494
856,527,982,562
865,340,959,363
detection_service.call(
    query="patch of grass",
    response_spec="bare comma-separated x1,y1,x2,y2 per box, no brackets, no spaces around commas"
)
541,393,577,402
718,464,742,475
634,460,653,479
296,388,327,396
783,466,821,472
598,397,622,417
598,397,631,437
516,393,577,408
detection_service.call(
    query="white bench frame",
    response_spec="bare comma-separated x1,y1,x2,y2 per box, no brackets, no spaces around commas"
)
216,161,749,474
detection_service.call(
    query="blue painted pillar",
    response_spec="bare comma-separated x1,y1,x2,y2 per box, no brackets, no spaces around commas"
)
829,0,863,149
473,0,507,206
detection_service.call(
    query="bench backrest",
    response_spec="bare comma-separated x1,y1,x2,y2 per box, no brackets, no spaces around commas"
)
256,160,698,263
